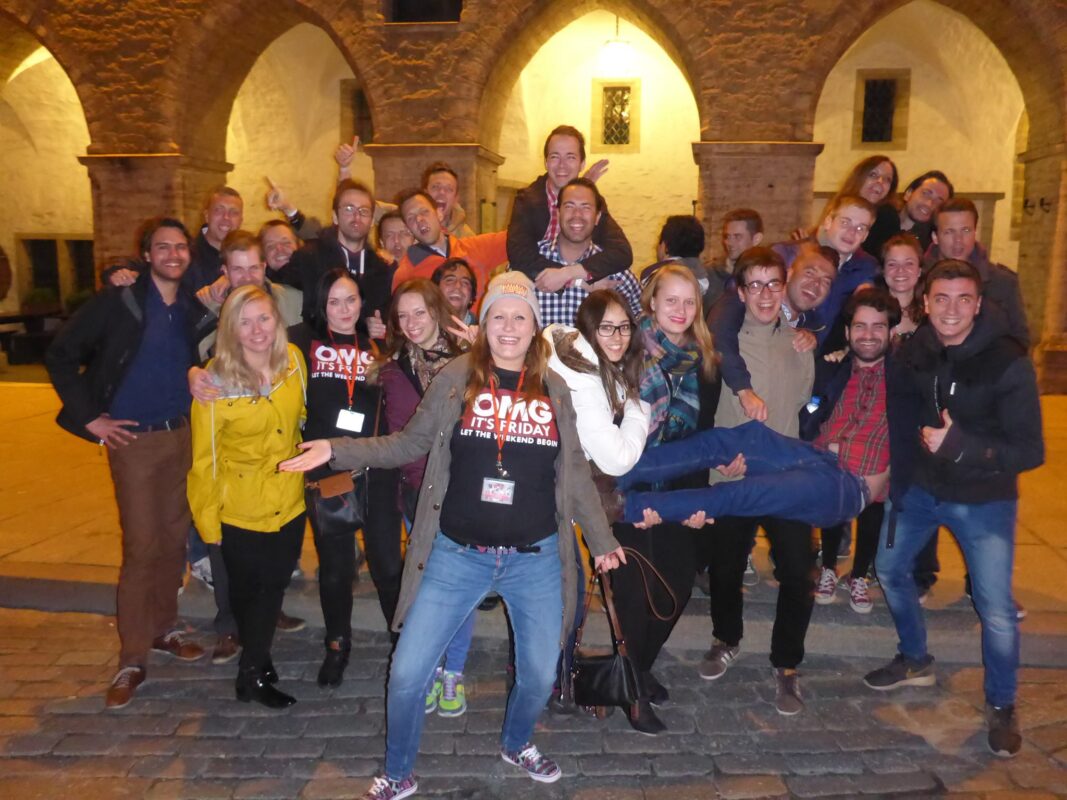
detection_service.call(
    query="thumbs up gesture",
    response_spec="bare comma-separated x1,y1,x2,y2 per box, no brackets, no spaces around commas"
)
921,409,954,454
367,309,386,340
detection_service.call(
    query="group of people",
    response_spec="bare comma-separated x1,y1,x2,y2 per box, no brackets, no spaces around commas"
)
44,124,1044,799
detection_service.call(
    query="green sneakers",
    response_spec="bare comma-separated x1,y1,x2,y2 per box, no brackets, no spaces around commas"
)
425,667,443,714
438,670,467,717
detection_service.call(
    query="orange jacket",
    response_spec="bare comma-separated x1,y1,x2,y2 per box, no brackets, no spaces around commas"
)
392,231,508,305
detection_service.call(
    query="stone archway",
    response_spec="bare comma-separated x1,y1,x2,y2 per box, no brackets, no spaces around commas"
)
0,13,92,308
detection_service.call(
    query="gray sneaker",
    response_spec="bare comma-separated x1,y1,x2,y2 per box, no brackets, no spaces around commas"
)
774,669,804,716
742,555,759,587
698,640,739,681
863,653,936,691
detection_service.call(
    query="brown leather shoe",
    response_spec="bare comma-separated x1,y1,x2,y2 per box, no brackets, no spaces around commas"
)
151,630,206,661
276,610,306,633
211,634,240,665
105,666,146,709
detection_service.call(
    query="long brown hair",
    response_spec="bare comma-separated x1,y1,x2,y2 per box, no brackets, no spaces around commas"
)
376,279,463,364
463,308,550,405
575,290,643,417
639,263,717,381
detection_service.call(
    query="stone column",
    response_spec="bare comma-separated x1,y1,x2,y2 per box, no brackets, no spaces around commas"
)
78,153,232,278
1020,143,1067,392
362,143,506,233
691,141,825,248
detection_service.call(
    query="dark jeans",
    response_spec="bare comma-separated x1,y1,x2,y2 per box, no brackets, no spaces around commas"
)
206,543,238,637
609,521,695,683
821,501,884,579
914,530,940,590
221,514,305,671
709,516,815,669
365,468,403,627
619,421,866,529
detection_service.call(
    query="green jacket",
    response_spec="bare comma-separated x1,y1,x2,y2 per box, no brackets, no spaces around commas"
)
329,353,619,646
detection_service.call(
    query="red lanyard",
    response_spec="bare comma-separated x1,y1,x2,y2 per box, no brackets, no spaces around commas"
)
489,367,525,477
329,331,361,410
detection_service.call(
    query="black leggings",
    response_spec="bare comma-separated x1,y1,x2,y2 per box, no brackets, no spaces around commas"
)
609,521,695,682
821,501,884,579
221,514,305,671
364,468,403,628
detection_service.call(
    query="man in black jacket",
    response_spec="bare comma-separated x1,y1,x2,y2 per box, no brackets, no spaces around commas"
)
863,260,1044,758
46,218,216,709
279,178,389,336
506,125,632,289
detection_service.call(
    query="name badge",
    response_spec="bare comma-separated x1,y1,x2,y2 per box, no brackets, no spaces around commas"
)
336,408,365,433
481,477,515,505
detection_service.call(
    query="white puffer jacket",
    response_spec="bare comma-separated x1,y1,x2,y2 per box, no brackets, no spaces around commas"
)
544,324,651,476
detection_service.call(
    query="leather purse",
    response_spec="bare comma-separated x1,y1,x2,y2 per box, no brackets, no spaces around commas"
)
305,469,368,537
571,571,640,713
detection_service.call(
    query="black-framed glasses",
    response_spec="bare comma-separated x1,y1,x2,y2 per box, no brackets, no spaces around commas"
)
742,278,784,294
596,322,634,337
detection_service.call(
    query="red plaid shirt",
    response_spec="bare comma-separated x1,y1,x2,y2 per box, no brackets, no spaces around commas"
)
815,360,889,476
543,180,560,244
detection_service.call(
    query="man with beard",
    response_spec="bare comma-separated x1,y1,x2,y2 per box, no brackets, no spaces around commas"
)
865,260,1043,759
800,288,898,614
533,178,641,325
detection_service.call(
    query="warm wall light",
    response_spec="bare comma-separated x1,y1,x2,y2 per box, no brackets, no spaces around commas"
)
8,47,51,82
597,16,634,77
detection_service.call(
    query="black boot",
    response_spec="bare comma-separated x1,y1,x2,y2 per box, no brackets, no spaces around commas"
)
262,658,278,685
235,667,296,708
627,698,667,736
317,637,351,687
642,670,669,707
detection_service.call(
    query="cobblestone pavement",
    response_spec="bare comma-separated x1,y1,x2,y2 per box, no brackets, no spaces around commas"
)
0,608,1065,799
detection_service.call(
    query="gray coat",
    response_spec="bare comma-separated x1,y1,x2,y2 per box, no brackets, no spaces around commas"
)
328,353,620,646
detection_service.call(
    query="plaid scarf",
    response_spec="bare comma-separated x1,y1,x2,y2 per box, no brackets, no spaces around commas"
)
639,316,702,446
405,333,455,394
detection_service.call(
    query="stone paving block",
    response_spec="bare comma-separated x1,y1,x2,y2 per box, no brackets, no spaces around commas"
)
325,678,385,699
201,757,290,779
323,736,384,759
234,778,310,800
714,753,789,775
934,766,1015,792
739,707,827,733
568,783,643,800
58,755,139,777
651,753,715,777
0,652,58,667
175,716,246,737
713,774,790,799
418,732,457,755
639,779,719,800
289,698,364,716
415,753,501,778
691,707,745,735
239,716,309,738
0,699,45,715
453,732,500,756
287,758,378,779
650,707,697,733
146,779,239,798
858,750,920,774
462,709,507,734
304,712,383,737
857,771,937,794
52,732,119,755
299,778,371,799
753,730,840,753
0,776,153,798
535,730,605,755
1011,766,1067,793
262,737,325,759
577,753,651,776
605,732,703,754
783,751,866,775
0,731,63,755
42,696,104,715
12,681,84,699
180,737,266,758
128,756,210,779
46,713,180,736
834,728,927,751
111,735,183,755
0,666,63,681
785,774,859,797
54,650,114,666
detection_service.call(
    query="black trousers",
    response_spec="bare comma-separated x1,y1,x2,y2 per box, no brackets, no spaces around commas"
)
307,488,357,642
221,514,305,671
364,468,403,628
821,501,884,579
609,521,696,682
709,516,815,669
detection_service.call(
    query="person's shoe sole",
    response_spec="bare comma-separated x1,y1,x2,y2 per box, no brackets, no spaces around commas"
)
776,701,803,716
500,752,562,783
849,599,873,614
814,592,835,605
863,673,936,691
438,704,466,718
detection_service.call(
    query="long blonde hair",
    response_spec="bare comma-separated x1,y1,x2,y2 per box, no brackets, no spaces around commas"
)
640,263,717,381
212,285,290,395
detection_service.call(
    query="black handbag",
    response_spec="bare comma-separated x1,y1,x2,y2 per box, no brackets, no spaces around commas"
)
571,571,640,713
306,468,369,537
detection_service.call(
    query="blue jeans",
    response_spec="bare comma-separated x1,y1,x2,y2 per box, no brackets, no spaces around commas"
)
876,485,1019,707
403,516,476,674
618,421,866,529
384,532,562,780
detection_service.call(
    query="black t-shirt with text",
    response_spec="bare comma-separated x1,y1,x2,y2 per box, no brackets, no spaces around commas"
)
439,367,560,547
288,323,380,443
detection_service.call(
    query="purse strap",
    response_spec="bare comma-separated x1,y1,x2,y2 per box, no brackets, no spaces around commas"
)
621,546,678,622
573,572,630,659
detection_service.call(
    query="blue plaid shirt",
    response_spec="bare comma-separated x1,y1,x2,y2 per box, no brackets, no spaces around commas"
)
534,237,642,325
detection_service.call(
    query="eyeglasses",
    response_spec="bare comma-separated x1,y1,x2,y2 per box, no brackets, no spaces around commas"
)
596,322,634,337
742,279,784,294
340,204,373,219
